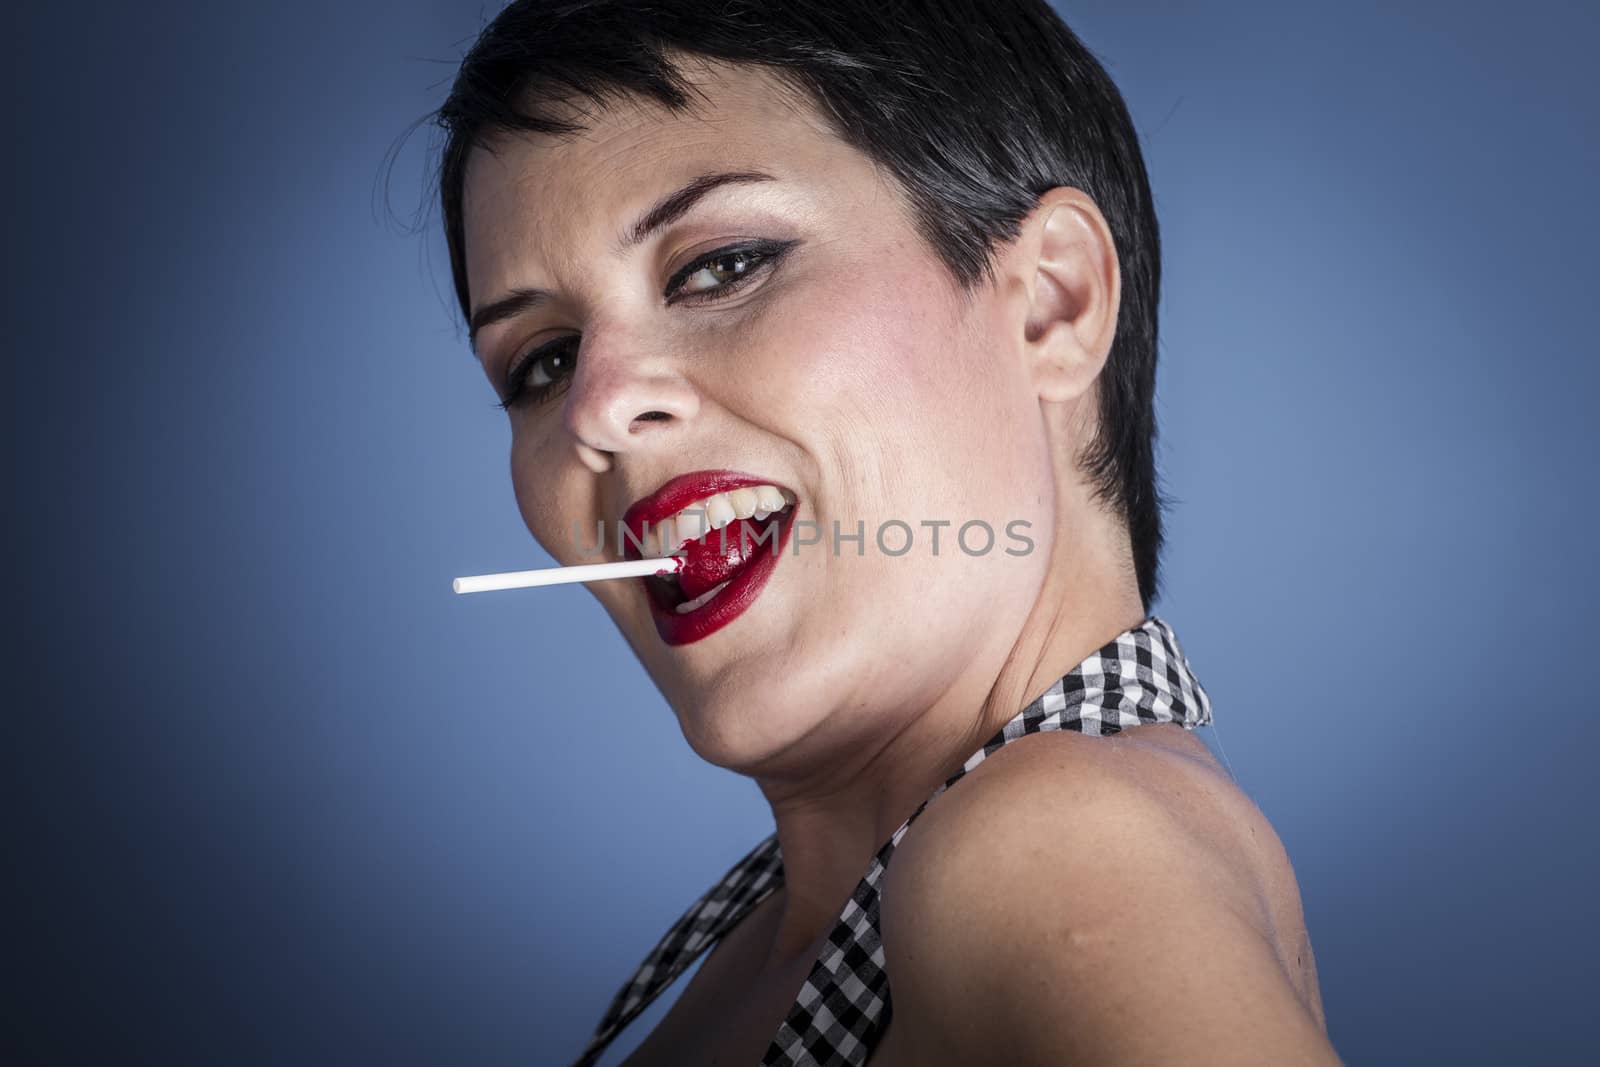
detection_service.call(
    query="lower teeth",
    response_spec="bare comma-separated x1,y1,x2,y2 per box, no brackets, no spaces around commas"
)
675,579,732,614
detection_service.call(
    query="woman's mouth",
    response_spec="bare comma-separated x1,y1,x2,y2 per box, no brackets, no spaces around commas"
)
621,476,799,646
643,489,797,611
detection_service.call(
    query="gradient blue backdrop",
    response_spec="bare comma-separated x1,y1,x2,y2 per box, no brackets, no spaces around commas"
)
12,1,1597,1063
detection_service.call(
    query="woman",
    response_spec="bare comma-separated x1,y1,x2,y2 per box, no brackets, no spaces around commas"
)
432,1,1339,1063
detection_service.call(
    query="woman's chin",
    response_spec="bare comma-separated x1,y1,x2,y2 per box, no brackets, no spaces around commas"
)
651,631,791,716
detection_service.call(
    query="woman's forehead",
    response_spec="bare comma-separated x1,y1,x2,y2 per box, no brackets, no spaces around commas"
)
459,68,882,297
462,59,835,217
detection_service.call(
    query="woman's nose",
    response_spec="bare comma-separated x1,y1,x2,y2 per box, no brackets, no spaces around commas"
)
561,339,700,461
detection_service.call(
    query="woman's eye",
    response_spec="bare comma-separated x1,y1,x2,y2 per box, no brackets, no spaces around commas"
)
665,239,796,305
675,248,765,298
497,337,578,411
528,343,575,388
495,238,797,412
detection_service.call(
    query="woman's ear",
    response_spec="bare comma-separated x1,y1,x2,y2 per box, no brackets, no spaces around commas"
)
1006,188,1122,404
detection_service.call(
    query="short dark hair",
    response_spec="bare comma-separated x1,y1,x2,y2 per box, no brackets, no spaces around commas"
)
428,0,1170,612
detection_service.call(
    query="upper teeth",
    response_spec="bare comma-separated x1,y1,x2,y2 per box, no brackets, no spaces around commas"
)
641,483,795,557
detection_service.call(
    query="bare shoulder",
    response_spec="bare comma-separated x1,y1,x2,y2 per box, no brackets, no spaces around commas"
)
879,725,1339,1065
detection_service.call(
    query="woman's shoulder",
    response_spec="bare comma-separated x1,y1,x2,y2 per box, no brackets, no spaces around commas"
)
879,725,1333,1063
883,723,1264,921
893,721,1265,866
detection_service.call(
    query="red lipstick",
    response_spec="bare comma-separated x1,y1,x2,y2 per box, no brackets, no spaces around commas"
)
621,469,797,646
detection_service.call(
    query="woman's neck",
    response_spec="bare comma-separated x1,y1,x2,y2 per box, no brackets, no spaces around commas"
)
750,514,1145,974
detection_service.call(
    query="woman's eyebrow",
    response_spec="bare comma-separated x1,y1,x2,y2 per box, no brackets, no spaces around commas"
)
468,169,780,353
613,169,778,254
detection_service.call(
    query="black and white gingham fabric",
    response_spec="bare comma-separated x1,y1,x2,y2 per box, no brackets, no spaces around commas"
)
572,614,1213,1067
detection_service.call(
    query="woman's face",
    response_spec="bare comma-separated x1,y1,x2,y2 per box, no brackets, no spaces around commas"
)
462,60,1066,769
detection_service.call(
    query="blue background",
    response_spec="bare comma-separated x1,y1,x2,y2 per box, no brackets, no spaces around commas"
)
12,1,1597,1063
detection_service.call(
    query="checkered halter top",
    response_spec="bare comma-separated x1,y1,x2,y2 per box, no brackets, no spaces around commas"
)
573,614,1214,1067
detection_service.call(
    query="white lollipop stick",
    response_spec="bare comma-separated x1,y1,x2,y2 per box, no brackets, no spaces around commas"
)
453,555,685,594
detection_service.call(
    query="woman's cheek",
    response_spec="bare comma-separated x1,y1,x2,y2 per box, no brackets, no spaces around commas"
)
756,266,953,433
509,437,580,564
